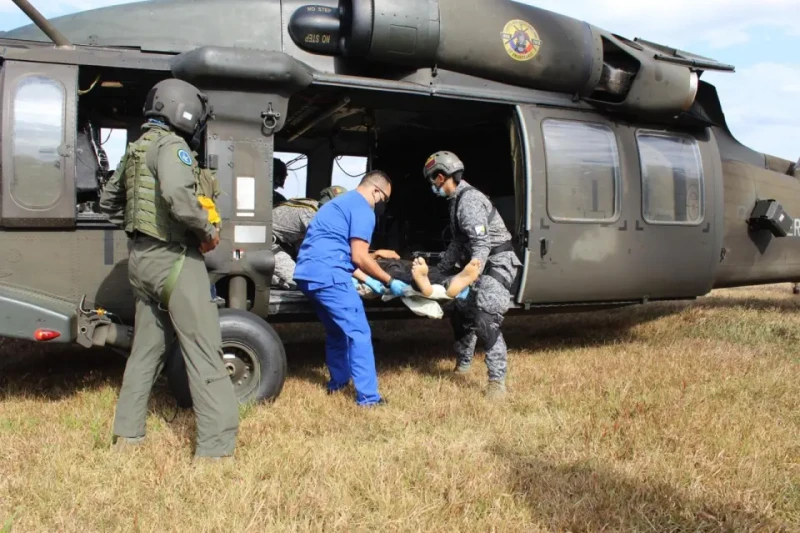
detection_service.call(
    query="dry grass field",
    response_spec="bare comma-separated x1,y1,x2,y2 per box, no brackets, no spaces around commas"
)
1,285,799,532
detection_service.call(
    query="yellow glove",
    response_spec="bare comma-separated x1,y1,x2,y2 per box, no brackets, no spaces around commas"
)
198,195,221,225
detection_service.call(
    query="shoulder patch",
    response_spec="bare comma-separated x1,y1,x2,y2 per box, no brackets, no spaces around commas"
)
474,225,487,236
177,149,192,166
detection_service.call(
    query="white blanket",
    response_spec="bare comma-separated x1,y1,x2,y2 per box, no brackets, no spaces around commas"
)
356,283,452,319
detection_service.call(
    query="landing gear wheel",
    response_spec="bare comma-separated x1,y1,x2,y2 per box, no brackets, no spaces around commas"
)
165,309,287,408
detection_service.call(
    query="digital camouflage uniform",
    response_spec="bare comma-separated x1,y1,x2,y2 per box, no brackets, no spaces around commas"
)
271,199,318,289
99,119,239,458
271,187,346,289
431,180,522,384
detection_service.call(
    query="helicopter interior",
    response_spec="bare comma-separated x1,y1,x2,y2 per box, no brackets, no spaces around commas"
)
72,68,524,288
276,85,523,265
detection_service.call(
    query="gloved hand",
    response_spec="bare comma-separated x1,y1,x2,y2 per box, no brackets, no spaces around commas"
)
351,277,360,290
363,276,386,295
455,287,470,300
388,279,410,297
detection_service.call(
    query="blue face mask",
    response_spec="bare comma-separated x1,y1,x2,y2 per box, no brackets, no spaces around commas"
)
431,183,447,197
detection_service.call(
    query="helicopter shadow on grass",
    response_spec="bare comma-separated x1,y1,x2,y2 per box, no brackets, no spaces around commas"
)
492,445,785,531
0,258,181,426
1,291,794,402
276,300,694,389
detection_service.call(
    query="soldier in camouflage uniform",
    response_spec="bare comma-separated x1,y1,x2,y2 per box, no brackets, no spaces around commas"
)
99,78,239,460
271,186,347,289
423,151,522,399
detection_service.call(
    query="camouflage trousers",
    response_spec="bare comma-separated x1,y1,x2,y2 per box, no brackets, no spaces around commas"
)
450,274,511,382
272,248,297,289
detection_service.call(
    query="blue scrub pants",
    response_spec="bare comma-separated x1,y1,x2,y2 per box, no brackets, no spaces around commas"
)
297,280,382,406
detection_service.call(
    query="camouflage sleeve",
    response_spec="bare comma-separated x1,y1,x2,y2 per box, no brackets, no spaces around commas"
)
152,136,215,243
434,240,460,275
456,191,492,275
98,150,128,227
299,208,315,232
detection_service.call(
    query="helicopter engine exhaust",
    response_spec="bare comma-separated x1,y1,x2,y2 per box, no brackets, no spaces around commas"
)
289,0,714,116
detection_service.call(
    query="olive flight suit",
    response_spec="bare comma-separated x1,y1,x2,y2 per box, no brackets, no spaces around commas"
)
99,120,238,458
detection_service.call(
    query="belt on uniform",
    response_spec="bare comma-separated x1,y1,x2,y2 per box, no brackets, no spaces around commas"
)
483,240,520,294
489,241,514,257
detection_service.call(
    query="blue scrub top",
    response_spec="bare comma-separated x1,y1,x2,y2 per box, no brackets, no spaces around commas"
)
293,190,375,289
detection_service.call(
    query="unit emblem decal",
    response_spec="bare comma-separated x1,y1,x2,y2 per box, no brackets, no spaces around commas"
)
502,19,541,62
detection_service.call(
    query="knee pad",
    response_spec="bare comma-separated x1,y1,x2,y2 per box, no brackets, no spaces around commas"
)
475,310,502,350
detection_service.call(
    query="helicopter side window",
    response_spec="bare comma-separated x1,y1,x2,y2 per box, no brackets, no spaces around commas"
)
11,75,66,210
331,155,368,190
637,131,704,225
542,119,620,223
100,128,128,171
274,151,308,199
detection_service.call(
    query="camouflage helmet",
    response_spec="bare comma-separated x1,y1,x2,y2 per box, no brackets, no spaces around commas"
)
319,185,347,206
423,151,464,181
144,78,212,136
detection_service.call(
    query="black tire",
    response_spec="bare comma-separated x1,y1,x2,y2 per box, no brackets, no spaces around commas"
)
165,309,287,408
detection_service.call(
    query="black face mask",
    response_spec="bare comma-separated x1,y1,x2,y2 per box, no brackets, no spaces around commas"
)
374,199,386,218
188,120,208,152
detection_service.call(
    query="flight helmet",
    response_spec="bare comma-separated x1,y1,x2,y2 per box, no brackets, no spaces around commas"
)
143,78,212,137
319,185,347,206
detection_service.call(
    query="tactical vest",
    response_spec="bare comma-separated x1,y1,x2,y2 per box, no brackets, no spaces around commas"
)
276,198,319,211
122,128,219,242
451,186,514,259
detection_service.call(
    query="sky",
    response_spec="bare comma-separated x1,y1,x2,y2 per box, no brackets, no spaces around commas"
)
1,0,798,198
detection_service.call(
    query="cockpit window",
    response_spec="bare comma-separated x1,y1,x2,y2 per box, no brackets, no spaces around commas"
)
12,75,66,209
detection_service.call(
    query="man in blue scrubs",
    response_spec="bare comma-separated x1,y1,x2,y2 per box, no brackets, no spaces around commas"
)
294,171,409,406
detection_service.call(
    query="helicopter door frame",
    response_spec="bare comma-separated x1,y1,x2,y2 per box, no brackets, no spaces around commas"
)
0,60,78,229
510,106,530,304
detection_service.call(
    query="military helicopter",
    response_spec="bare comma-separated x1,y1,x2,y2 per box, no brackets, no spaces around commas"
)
1,0,798,407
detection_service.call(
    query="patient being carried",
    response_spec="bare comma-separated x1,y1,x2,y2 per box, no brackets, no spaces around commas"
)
368,257,481,300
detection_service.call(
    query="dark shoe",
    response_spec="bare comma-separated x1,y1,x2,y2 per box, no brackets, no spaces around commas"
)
361,398,388,408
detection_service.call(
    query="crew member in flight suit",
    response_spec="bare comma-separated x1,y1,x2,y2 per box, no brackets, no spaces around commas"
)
99,78,239,460
271,185,347,289
423,151,522,399
273,158,289,206
293,171,410,406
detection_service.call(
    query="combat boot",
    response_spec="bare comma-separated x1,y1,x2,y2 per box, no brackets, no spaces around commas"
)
485,379,506,400
194,455,234,465
454,361,471,374
111,436,145,452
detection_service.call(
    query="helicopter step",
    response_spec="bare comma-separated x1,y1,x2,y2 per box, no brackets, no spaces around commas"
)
75,295,133,351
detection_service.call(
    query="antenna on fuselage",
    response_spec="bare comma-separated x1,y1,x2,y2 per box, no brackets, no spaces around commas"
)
10,0,72,49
